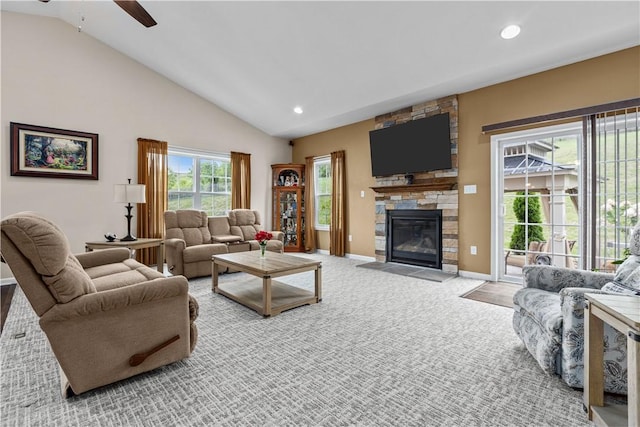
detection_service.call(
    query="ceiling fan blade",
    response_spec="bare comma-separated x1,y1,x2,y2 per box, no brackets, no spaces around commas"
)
113,0,157,28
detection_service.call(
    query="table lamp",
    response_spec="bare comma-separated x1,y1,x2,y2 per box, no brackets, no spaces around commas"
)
114,179,146,241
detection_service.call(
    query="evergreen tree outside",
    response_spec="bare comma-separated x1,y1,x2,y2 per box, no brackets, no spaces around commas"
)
509,191,545,251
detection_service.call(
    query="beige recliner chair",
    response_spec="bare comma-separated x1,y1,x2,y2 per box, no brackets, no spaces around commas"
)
1,212,198,397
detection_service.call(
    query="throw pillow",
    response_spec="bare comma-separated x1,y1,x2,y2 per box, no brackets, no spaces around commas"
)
601,264,640,295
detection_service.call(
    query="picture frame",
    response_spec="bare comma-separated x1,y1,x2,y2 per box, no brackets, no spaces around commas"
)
10,122,99,180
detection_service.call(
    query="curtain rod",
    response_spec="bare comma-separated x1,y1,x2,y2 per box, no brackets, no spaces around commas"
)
482,98,640,134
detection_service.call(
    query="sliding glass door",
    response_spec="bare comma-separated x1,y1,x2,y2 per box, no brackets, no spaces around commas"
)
494,123,582,282
492,106,639,282
587,108,639,271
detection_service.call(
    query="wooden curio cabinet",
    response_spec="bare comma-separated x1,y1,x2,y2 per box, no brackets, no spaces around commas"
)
271,164,305,252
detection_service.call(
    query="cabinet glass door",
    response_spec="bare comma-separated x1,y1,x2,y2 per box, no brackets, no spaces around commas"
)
279,190,299,247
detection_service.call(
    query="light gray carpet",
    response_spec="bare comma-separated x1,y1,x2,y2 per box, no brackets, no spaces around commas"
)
1,253,592,426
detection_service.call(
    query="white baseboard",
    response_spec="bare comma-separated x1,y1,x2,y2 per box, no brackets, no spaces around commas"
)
345,253,376,262
310,249,375,263
458,270,492,281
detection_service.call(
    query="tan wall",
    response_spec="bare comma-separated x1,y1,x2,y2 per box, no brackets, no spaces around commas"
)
458,46,639,274
1,12,290,281
293,46,640,273
292,119,377,256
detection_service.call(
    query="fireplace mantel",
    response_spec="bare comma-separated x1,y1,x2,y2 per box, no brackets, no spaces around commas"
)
371,177,457,194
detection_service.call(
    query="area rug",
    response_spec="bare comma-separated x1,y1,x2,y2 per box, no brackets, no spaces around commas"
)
1,253,593,426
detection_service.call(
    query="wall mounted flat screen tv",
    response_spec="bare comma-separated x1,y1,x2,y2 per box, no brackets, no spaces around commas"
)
369,112,451,177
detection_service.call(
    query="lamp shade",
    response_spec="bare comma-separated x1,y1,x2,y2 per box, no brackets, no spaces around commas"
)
114,184,146,204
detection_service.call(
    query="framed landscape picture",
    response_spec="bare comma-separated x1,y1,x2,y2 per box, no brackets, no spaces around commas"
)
10,122,98,180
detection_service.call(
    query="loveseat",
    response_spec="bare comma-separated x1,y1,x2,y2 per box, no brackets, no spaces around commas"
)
512,224,640,394
1,212,198,397
164,209,283,279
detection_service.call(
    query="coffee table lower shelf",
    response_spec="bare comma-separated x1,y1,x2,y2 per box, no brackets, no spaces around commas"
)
215,278,319,317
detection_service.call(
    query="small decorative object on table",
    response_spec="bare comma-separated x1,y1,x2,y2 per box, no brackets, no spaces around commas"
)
255,230,273,258
104,233,117,242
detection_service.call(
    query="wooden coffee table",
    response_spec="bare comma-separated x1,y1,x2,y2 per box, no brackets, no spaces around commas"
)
212,251,321,317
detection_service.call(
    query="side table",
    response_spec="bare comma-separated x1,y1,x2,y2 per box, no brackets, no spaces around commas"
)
584,293,640,427
85,238,164,273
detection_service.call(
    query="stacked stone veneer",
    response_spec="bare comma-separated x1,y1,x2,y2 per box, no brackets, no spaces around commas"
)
373,95,459,274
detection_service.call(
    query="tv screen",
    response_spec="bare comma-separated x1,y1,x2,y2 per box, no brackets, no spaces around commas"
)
369,112,451,177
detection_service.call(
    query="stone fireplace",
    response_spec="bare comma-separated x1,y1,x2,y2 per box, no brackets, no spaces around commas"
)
372,95,459,274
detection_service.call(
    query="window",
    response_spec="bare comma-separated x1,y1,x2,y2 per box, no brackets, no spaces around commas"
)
314,157,331,230
168,149,231,216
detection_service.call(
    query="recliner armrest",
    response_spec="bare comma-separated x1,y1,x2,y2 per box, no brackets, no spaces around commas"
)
270,231,284,243
560,287,610,310
164,238,186,251
212,235,242,243
41,275,189,321
75,248,131,269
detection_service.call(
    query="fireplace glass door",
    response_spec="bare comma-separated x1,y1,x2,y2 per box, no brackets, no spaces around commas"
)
386,210,442,269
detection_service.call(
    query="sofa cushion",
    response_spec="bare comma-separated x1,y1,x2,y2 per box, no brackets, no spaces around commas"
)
183,243,228,263
228,209,259,226
228,210,261,241
165,210,211,246
86,259,166,291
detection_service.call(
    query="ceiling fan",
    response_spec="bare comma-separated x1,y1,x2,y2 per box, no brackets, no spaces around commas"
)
38,0,157,28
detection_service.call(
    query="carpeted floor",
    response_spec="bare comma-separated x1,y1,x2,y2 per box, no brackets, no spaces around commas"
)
1,253,593,426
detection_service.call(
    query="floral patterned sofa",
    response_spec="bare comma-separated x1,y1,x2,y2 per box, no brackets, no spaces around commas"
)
512,224,640,394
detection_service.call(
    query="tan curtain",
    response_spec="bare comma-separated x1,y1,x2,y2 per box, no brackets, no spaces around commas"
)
231,151,251,209
304,156,317,252
330,150,346,256
137,138,168,266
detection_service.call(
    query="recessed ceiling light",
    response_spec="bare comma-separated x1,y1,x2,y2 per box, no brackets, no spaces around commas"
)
293,106,303,114
500,24,521,40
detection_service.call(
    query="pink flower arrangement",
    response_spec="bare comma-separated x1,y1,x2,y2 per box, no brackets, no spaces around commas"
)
255,230,273,245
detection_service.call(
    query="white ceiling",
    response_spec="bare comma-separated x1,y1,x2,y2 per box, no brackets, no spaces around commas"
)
2,1,639,139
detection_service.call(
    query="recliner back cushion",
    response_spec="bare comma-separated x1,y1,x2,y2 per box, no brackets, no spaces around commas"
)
228,210,261,240
2,212,69,276
1,212,95,303
208,216,231,236
165,210,211,247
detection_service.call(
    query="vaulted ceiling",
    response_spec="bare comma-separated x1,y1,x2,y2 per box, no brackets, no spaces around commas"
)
2,1,639,139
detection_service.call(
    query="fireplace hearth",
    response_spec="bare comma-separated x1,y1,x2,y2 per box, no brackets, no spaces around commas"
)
386,209,442,269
